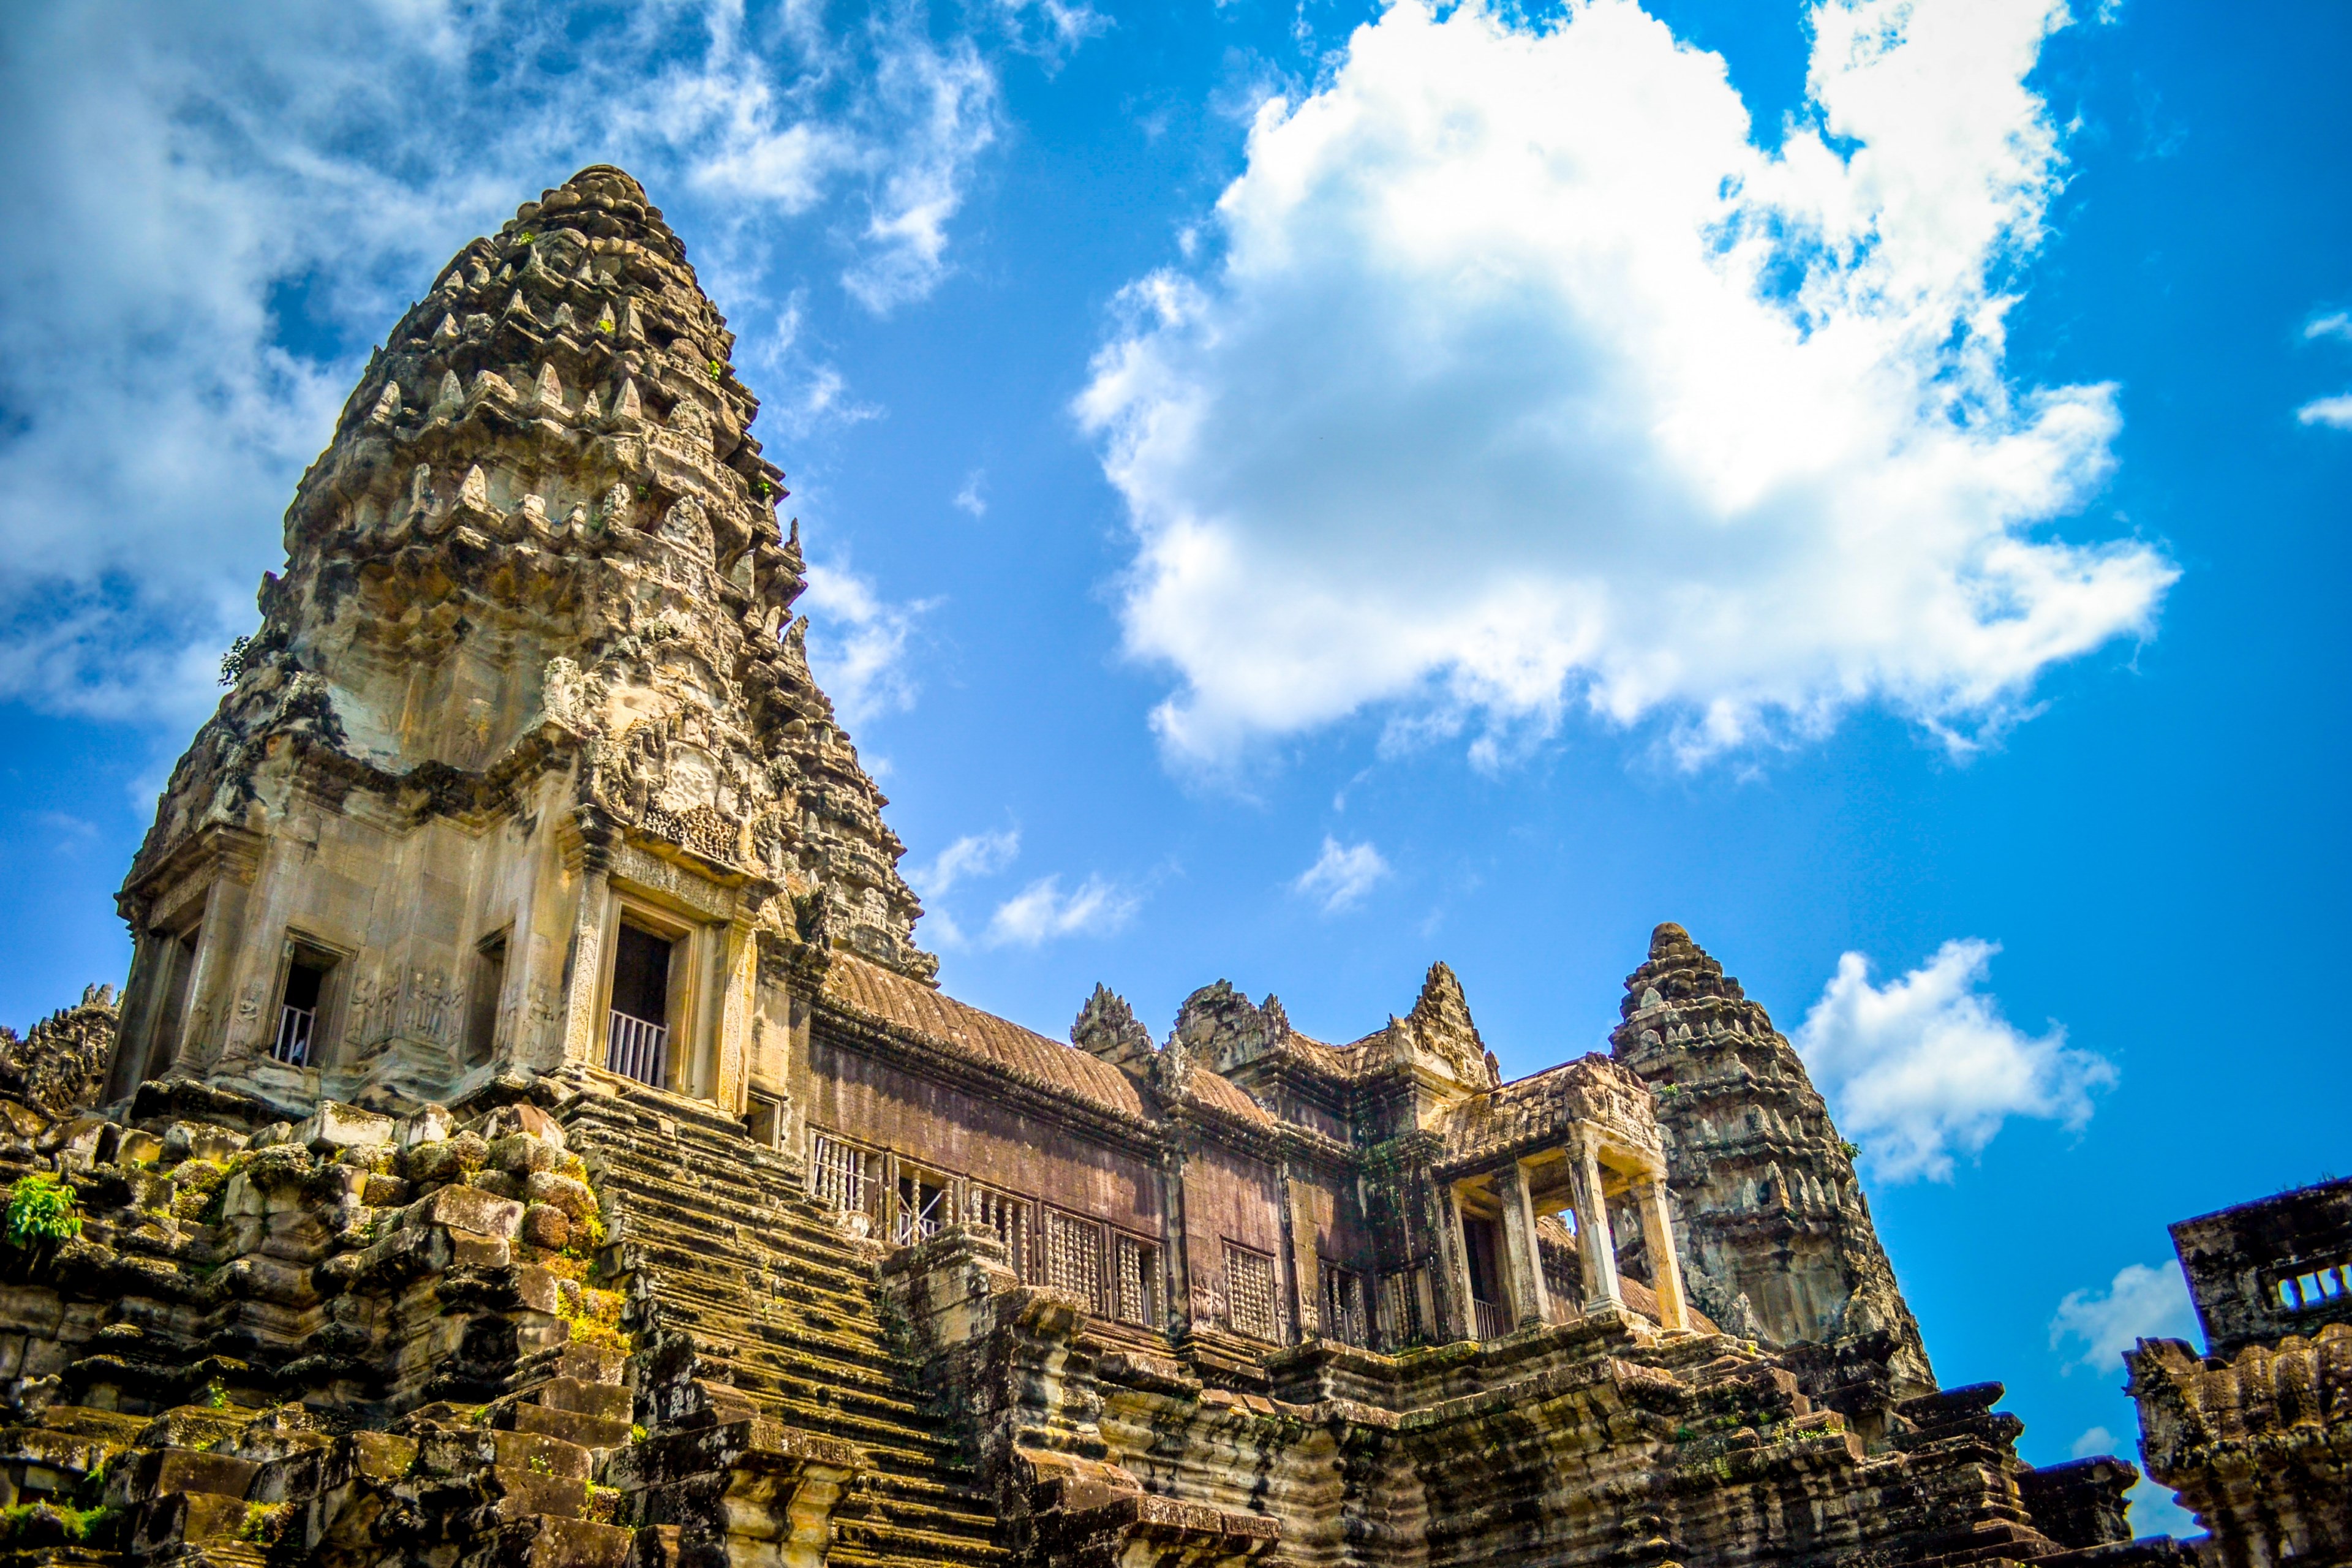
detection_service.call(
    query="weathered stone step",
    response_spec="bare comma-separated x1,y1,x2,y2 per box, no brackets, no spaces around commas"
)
632,1277,901,1368
615,1211,880,1301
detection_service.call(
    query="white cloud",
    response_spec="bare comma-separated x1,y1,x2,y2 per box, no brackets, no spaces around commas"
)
2068,1425,2120,1458
954,469,990,516
986,875,1139,945
1078,0,2175,769
800,562,932,725
2297,395,2352,431
1793,938,2117,1182
2297,310,2352,428
2051,1260,2198,1375
0,0,1043,727
910,829,1022,899
1292,836,1392,912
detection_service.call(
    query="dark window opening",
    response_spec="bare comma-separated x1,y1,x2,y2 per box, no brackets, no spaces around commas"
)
746,1096,781,1147
151,930,201,1072
1464,1213,1506,1339
465,933,508,1067
611,925,671,1024
274,954,332,1067
605,923,674,1085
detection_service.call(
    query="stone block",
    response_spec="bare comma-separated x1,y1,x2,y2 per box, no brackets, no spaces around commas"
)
461,1513,635,1568
494,1428,593,1480
491,1133,562,1177
110,1446,260,1506
505,1402,636,1452
522,1203,572,1250
526,1170,597,1222
297,1101,399,1155
414,1184,526,1240
535,1376,633,1423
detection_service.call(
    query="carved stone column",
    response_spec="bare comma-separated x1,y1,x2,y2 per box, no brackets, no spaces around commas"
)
560,861,613,1069
1496,1159,1551,1330
1571,1142,1624,1311
1635,1178,1691,1331
1434,1182,1478,1344
712,914,758,1114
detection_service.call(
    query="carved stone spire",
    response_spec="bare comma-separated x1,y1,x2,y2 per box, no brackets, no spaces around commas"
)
127,165,930,986
113,167,935,1107
1611,922,1936,1414
1071,983,1156,1074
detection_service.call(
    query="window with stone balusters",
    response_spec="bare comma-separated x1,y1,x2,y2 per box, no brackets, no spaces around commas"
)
1224,1242,1281,1342
968,1185,1031,1283
1044,1208,1103,1309
1320,1262,1368,1347
1114,1234,1161,1328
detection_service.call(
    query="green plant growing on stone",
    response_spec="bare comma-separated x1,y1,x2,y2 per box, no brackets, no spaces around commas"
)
707,360,723,380
0,1500,114,1545
1839,1140,1862,1161
236,1502,290,1545
217,635,252,687
202,1381,230,1410
4,1173,81,1248
527,1453,552,1476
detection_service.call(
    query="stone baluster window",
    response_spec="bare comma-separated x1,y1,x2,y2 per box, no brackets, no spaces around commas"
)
1045,1208,1104,1310
1321,1263,1368,1347
969,1186,1030,1281
810,1131,873,1222
1377,1267,1427,1349
1225,1243,1280,1343
1115,1234,1161,1328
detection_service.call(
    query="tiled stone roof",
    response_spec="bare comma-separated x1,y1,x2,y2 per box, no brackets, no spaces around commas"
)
821,953,1150,1120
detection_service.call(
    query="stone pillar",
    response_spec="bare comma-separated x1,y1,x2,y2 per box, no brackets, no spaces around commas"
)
1572,1144,1624,1311
1159,1146,1193,1339
1635,1179,1690,1332
1496,1160,1550,1329
712,916,757,1114
1434,1182,1478,1344
560,863,613,1069
1283,1162,1320,1343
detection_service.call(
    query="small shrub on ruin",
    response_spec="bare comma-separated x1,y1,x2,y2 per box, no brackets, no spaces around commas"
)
4,1174,81,1248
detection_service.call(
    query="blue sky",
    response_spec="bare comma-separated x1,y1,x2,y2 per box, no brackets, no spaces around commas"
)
4,0,2348,1532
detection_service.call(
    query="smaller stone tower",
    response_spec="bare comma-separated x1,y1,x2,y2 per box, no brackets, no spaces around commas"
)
1611,922,1936,1415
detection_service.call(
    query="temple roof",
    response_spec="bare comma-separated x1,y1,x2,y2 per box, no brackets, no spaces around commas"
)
821,953,1150,1120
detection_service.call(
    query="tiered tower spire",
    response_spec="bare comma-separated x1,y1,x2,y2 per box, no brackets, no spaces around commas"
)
108,166,930,1109
1611,922,1936,1417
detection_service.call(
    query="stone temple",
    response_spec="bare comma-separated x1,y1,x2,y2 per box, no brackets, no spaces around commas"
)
0,166,2335,1567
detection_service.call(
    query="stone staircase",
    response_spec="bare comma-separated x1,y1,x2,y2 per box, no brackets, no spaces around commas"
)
561,1087,1006,1568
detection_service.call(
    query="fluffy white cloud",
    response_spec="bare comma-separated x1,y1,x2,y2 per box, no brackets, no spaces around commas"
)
1793,938,2117,1182
986,875,1139,945
910,829,1023,900
800,562,933,725
1292,837,1392,912
1079,0,2175,767
0,0,1025,727
2297,396,2352,430
2051,1261,2197,1373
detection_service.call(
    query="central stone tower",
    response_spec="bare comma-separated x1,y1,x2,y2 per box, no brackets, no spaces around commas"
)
104,165,930,1115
